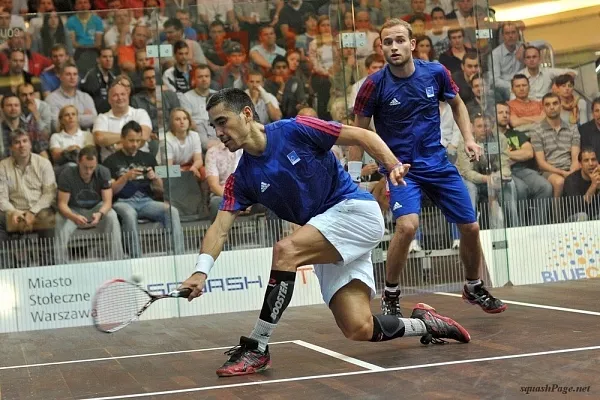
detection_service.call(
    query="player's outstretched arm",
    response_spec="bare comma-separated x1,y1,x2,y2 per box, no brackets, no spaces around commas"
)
336,124,410,186
180,210,239,300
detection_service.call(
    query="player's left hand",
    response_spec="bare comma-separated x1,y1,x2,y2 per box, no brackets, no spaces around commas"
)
389,163,411,186
464,139,482,162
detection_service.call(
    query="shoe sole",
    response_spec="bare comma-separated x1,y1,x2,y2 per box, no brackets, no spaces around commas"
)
414,303,471,343
462,292,508,314
216,360,272,377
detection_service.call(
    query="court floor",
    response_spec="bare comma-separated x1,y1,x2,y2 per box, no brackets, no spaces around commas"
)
1,280,598,399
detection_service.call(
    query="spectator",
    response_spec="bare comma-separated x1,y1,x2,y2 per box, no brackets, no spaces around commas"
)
54,145,124,264
214,41,249,90
507,74,544,132
245,70,281,124
264,55,307,119
457,114,519,227
161,18,207,69
31,11,73,59
295,13,318,59
40,43,68,98
0,131,56,260
381,0,412,22
118,25,151,73
530,93,581,197
445,0,476,46
234,0,271,41
516,46,577,101
353,9,381,62
579,97,600,158
426,0,453,15
46,62,97,131
249,25,286,76
103,121,184,258
490,22,524,101
308,15,335,119
173,8,197,40
205,141,242,221
553,74,588,127
426,7,450,56
451,53,479,104
165,108,204,180
497,102,551,225
103,9,133,54
0,94,48,159
286,49,310,97
279,0,315,48
465,73,494,119
413,35,435,61
562,148,600,221
402,0,431,22
93,80,152,162
0,49,41,97
438,28,476,74
347,53,385,112
66,0,103,72
162,40,193,93
138,0,168,38
179,65,217,150
80,47,118,114
131,66,180,139
407,14,428,37
196,0,238,32
200,21,234,71
17,83,52,139
49,105,94,166
26,0,58,41
128,49,150,95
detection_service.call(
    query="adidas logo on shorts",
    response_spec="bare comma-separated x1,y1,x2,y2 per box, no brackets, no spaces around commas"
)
392,202,402,211
389,98,401,106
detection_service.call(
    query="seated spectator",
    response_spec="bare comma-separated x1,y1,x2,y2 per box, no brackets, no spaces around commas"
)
264,55,307,119
308,15,335,119
66,0,104,73
507,74,544,132
31,11,74,59
118,25,152,73
426,0,454,14
246,70,282,124
17,83,51,138
165,108,204,180
426,7,450,56
40,43,68,98
438,28,476,75
562,148,600,221
530,93,581,197
54,145,124,264
445,0,476,47
451,53,479,104
407,14,427,37
0,94,49,159
104,9,133,54
295,13,318,59
497,103,551,225
196,0,238,32
138,0,168,38
179,65,217,150
457,114,519,227
0,28,52,77
0,49,42,97
131,66,180,138
354,9,381,62
205,141,242,221
0,131,56,266
403,0,431,22
465,73,494,119
249,25,286,76
26,0,58,42
80,47,119,114
553,74,588,127
234,0,270,41
579,97,600,158
161,18,207,69
279,0,315,48
173,9,197,40
49,105,94,167
46,62,97,131
162,40,193,93
413,35,435,61
93,80,152,162
347,53,385,113
200,21,234,72
516,46,577,101
103,121,184,258
490,22,524,101
128,49,151,95
214,41,249,90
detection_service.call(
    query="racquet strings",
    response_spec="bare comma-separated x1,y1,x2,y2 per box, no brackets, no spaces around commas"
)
95,281,150,332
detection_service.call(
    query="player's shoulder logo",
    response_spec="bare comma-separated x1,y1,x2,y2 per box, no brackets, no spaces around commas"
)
425,86,435,98
287,151,301,165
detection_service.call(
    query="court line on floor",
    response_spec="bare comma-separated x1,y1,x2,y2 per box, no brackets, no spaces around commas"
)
293,340,385,371
0,341,295,371
434,292,600,316
83,344,600,400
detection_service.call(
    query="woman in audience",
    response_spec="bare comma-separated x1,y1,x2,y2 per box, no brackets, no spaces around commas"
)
308,15,335,119
32,11,74,58
165,108,205,181
413,35,436,61
49,105,94,167
553,74,589,126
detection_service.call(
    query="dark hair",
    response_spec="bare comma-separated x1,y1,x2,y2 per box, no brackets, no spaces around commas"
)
365,53,385,68
121,120,142,137
430,7,446,18
578,147,598,163
173,40,188,53
163,18,183,32
554,73,574,87
542,92,560,104
408,13,427,25
496,102,509,109
9,129,29,144
61,61,78,72
271,55,288,69
511,73,529,87
303,12,317,23
78,145,98,161
1,94,20,108
40,13,67,58
469,73,482,86
206,88,260,122
98,46,113,56
142,65,155,75
523,45,540,55
462,52,478,64
448,28,465,40
8,48,24,59
413,35,435,61
209,20,225,30
592,96,600,110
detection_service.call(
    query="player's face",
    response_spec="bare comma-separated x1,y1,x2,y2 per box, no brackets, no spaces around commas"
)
209,103,252,152
380,25,415,67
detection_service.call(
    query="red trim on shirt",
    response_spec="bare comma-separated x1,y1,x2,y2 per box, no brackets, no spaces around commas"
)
443,65,460,95
296,116,341,137
222,174,236,211
353,78,376,115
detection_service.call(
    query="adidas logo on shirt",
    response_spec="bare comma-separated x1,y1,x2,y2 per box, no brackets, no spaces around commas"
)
261,182,270,193
392,202,402,211
389,98,401,106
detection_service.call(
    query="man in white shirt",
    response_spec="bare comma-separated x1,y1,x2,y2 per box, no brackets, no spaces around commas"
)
93,81,152,162
162,41,193,93
179,65,217,151
245,70,281,124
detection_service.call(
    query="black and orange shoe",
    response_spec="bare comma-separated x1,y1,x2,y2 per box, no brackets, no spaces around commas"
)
410,303,471,345
462,282,507,314
216,336,271,377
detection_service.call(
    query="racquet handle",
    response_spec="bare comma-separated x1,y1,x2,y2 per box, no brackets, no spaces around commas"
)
169,288,193,298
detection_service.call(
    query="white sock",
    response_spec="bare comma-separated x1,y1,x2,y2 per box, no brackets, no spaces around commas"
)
249,319,277,353
466,279,482,292
401,318,427,336
385,285,400,293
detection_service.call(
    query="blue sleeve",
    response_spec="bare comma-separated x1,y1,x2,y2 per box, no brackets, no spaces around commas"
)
436,64,459,102
293,116,342,152
219,171,254,212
